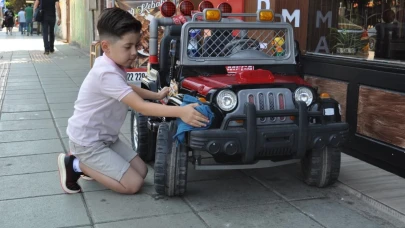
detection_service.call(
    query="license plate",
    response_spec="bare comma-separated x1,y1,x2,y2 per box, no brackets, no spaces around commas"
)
126,70,147,87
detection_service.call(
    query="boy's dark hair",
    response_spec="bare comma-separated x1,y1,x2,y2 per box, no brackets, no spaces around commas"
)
97,8,142,41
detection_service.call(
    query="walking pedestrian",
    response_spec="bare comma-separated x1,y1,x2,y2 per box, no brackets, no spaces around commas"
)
3,8,14,35
33,0,61,55
25,4,33,36
17,7,26,35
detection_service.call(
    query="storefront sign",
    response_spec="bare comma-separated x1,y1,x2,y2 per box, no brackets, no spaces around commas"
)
129,0,168,15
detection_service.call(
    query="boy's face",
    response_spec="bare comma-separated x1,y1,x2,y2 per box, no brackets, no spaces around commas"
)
101,32,141,68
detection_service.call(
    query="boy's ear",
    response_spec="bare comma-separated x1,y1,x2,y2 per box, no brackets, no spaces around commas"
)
100,40,110,54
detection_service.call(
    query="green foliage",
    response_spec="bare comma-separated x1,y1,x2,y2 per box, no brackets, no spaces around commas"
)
5,0,26,11
329,27,369,51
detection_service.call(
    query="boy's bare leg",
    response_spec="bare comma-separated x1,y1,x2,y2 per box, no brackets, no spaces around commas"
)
79,162,144,194
129,156,148,179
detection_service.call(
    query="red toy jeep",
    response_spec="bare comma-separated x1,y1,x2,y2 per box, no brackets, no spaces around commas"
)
130,1,349,196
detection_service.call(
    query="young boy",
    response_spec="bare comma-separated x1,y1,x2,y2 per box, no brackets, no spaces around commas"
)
58,8,209,194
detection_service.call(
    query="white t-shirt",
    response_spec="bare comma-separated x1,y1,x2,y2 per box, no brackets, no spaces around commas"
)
67,54,133,146
18,11,26,22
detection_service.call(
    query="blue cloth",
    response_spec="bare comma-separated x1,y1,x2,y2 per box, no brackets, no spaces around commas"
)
173,95,214,144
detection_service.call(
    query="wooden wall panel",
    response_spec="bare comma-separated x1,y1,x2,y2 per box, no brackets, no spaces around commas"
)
357,86,405,149
304,76,348,121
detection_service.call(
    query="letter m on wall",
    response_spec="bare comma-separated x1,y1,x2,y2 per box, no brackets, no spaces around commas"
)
316,11,332,28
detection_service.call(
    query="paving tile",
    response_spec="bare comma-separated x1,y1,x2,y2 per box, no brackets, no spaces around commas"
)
10,63,34,68
6,81,41,87
0,153,58,176
54,117,69,127
40,78,75,85
292,198,399,228
1,103,49,112
2,98,47,105
59,64,90,71
0,194,90,228
47,95,78,103
65,69,90,77
35,66,62,73
243,166,329,201
41,83,78,89
44,87,79,93
187,167,247,182
0,111,52,120
51,109,74,118
61,137,69,152
38,72,69,77
95,213,207,228
84,187,192,223
7,72,38,77
57,126,68,138
7,78,39,83
0,172,63,200
0,128,58,143
198,202,323,228
45,91,79,98
0,139,64,157
184,177,281,211
6,85,43,90
4,93,45,100
0,119,55,131
5,89,44,95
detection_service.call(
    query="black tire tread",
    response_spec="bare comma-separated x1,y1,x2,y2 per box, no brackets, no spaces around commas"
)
154,121,188,196
131,111,153,161
301,146,341,188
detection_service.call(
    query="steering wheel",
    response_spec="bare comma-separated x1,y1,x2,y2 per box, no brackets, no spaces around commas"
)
222,39,261,56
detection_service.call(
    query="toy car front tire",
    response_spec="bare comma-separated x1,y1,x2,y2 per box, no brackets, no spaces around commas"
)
301,146,341,188
130,110,154,162
154,121,188,196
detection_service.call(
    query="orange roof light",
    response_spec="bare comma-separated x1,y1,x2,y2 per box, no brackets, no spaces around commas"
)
320,93,331,99
204,9,221,22
257,9,274,22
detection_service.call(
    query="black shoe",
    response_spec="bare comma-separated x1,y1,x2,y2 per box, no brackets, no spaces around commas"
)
57,153,81,194
50,49,55,53
44,51,50,55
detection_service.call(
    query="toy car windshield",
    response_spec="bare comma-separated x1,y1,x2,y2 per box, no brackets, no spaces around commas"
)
180,10,296,66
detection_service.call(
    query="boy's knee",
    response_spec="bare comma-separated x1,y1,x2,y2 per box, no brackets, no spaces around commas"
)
124,179,144,194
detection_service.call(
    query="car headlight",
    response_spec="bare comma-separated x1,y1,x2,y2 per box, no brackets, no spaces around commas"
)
294,87,313,106
216,90,237,111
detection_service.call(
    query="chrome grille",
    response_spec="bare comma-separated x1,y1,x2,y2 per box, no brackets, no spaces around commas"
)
228,88,295,126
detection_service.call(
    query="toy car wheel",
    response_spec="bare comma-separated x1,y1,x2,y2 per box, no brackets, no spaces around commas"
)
154,121,188,196
301,146,341,188
130,110,154,162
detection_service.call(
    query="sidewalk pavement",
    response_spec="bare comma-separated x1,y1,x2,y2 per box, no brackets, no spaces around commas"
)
0,28,405,228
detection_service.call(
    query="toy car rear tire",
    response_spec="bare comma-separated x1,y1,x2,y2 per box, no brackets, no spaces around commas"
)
130,110,154,162
301,146,341,188
154,121,188,196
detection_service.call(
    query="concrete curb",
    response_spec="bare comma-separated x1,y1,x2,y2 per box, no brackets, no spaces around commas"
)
336,181,405,224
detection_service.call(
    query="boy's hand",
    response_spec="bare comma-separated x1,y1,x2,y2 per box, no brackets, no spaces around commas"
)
180,103,210,127
157,87,170,100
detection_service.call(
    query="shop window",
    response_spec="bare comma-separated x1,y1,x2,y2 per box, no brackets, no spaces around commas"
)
306,0,405,62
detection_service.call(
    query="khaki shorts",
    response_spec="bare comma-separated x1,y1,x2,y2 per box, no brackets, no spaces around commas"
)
69,138,137,181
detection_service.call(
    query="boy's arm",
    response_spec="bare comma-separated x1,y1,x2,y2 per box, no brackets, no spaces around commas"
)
121,91,209,127
128,84,159,100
